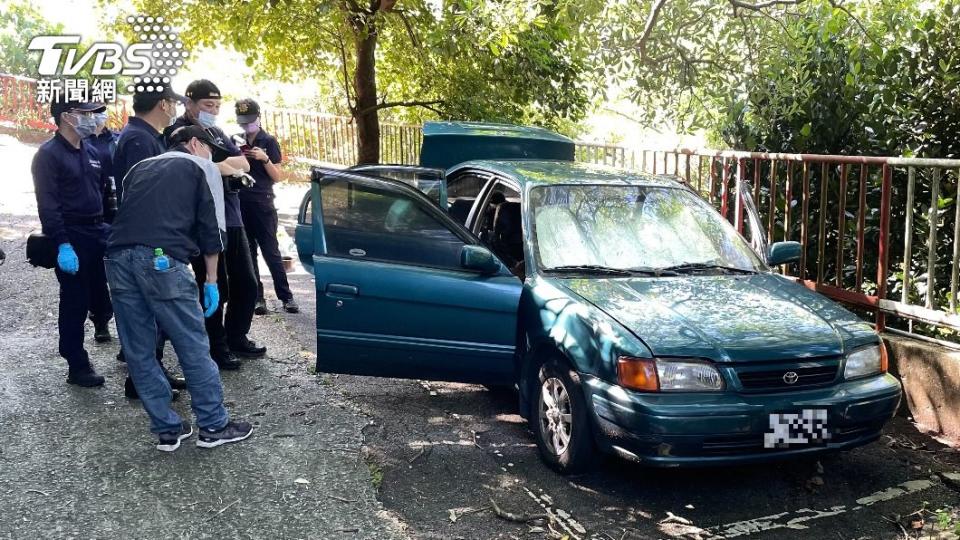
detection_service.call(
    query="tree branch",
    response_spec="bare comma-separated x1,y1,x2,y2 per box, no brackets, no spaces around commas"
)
394,10,421,49
827,0,882,47
729,0,805,10
357,99,444,116
334,32,355,111
637,0,669,61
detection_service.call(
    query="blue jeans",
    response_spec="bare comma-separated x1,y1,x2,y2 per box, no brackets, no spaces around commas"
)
104,246,228,434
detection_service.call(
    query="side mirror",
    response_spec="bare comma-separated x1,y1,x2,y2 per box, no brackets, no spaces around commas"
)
460,245,500,274
767,241,802,266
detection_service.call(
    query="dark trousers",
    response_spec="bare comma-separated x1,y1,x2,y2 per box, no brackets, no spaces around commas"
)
56,232,112,371
240,197,292,302
192,226,257,356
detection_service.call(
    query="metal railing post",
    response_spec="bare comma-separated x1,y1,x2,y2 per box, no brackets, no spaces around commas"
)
877,164,893,330
926,168,942,309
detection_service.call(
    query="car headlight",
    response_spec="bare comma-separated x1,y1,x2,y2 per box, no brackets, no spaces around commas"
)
617,357,724,392
843,344,887,380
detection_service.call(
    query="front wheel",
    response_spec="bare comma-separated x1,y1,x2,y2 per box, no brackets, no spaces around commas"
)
531,359,597,474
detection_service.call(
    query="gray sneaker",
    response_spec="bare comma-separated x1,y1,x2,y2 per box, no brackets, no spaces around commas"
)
157,421,193,452
197,421,254,448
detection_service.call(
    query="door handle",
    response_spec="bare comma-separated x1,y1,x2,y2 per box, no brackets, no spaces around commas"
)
326,283,359,296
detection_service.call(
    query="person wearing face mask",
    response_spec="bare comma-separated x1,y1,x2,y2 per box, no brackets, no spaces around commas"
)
31,96,113,387
105,125,253,451
115,85,186,204
113,85,190,397
164,79,263,370
87,108,118,225
234,98,299,316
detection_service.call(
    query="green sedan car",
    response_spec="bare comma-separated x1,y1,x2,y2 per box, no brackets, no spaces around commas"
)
295,122,902,473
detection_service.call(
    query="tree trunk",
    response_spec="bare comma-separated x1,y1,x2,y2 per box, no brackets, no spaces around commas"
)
353,26,379,164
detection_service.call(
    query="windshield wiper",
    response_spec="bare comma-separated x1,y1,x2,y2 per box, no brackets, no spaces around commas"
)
659,262,757,275
547,265,636,276
547,265,676,277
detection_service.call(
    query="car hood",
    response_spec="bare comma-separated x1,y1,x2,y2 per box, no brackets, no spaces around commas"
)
559,273,875,362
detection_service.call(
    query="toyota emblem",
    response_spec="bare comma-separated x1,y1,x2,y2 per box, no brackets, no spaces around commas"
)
783,371,800,385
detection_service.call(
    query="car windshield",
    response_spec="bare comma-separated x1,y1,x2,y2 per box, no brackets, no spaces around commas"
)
530,184,766,274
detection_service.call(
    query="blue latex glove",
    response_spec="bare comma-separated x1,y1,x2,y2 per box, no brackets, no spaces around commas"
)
203,282,219,318
57,243,79,274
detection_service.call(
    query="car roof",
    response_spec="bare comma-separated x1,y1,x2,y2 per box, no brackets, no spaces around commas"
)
449,159,686,189
423,121,574,143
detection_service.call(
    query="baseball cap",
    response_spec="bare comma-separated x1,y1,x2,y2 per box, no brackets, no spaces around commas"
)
168,125,231,162
50,97,106,121
185,79,221,101
132,84,186,111
235,98,260,124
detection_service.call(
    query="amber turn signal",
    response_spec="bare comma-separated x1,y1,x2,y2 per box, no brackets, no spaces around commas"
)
879,341,889,373
617,357,659,392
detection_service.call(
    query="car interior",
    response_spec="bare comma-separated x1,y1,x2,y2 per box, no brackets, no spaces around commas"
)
475,184,525,279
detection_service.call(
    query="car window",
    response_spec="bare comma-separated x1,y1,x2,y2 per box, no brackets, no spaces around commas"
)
446,173,489,225
320,178,466,269
530,185,765,272
350,166,444,206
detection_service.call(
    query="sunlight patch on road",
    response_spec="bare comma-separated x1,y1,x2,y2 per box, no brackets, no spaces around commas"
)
707,473,957,538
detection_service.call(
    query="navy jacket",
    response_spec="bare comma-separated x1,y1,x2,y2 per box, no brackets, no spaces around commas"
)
31,132,109,245
237,128,282,203
114,116,166,204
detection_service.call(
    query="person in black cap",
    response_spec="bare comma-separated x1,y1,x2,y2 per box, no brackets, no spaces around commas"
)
164,79,264,369
31,97,113,387
235,98,299,315
113,84,190,397
105,125,253,451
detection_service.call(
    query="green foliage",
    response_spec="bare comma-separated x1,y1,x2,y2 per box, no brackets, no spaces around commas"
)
0,0,64,77
111,0,592,136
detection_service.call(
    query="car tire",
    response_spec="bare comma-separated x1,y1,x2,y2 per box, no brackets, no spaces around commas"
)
531,358,596,474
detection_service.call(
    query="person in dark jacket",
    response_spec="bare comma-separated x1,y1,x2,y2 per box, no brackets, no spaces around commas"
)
105,125,253,452
234,98,299,315
31,97,112,387
113,85,190,397
163,79,264,370
88,108,118,226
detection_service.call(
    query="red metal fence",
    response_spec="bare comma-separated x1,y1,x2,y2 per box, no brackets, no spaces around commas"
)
584,147,960,339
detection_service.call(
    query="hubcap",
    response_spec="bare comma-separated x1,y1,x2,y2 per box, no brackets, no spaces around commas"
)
538,377,573,456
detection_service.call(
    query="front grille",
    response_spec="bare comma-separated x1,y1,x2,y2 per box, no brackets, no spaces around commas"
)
736,360,839,392
696,421,881,456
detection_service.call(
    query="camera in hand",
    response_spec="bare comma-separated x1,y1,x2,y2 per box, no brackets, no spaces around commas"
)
226,171,257,192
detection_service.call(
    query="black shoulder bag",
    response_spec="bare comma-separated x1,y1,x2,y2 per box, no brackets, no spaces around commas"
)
26,233,57,269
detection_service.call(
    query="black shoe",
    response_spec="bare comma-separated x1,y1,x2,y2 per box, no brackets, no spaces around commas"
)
282,298,300,314
67,365,105,387
157,421,193,452
229,337,266,359
124,376,180,401
162,366,187,389
197,420,254,448
94,321,112,343
213,353,242,371
254,298,268,315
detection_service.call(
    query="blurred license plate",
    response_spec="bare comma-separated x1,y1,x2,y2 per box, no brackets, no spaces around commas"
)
764,409,831,449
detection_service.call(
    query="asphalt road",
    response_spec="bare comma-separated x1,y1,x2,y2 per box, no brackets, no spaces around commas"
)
2,131,959,540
